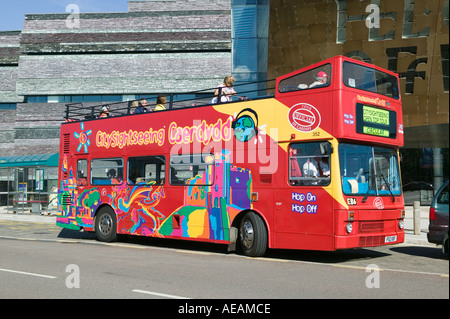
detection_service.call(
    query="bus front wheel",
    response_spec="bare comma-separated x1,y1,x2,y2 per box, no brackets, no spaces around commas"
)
239,212,267,257
95,206,117,242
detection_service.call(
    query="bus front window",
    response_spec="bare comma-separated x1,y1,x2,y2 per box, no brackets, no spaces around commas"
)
339,143,401,198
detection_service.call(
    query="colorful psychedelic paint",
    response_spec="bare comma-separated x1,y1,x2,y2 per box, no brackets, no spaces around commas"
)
57,150,252,242
159,151,252,241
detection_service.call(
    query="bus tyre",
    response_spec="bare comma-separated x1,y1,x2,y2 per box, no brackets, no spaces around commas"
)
95,206,117,242
239,212,267,257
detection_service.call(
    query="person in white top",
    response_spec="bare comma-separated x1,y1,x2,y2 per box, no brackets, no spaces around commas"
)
212,75,237,103
303,159,318,177
303,157,330,178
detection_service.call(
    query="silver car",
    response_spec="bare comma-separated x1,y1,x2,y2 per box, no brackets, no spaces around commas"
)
427,180,449,256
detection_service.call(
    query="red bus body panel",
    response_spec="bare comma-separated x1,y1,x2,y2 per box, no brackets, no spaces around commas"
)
57,56,405,251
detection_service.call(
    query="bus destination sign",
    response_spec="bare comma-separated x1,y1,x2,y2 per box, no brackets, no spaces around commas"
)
356,103,396,138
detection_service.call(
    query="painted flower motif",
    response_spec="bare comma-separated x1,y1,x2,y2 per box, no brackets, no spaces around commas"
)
74,122,92,153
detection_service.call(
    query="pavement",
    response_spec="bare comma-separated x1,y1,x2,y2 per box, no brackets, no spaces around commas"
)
0,205,438,248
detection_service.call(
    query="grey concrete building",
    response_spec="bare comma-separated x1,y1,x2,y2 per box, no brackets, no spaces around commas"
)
1,0,232,157
0,0,234,209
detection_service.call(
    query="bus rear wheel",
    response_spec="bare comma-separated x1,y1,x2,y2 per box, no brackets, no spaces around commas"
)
239,212,267,257
95,206,117,242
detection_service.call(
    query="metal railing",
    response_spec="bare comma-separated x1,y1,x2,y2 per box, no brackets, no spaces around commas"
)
64,78,276,122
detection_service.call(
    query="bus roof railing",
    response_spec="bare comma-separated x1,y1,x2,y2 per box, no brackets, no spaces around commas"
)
64,78,276,122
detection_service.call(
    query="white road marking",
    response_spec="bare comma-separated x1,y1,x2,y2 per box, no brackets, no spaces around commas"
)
132,289,191,299
0,268,57,279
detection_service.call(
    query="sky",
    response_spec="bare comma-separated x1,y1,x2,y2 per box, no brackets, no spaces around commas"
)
0,0,129,31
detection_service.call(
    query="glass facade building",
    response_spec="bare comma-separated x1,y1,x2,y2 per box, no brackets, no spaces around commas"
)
232,0,271,97
267,0,449,204
0,0,448,209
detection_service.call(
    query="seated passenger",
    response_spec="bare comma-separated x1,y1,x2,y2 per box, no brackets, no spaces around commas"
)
314,157,330,177
107,168,122,184
99,105,110,118
309,71,329,88
134,98,149,113
355,168,366,183
303,159,318,178
212,75,237,103
129,100,139,114
154,94,167,111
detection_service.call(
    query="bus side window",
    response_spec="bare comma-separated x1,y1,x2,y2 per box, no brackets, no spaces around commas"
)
279,64,332,93
289,142,331,186
77,159,88,186
128,156,166,186
91,158,124,185
169,154,214,186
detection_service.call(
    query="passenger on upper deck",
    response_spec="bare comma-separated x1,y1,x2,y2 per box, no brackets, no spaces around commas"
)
212,75,237,103
308,71,329,88
129,100,139,114
154,94,167,111
99,105,110,118
134,98,149,114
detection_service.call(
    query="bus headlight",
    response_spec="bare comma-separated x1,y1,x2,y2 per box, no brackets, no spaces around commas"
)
398,219,404,230
346,222,353,234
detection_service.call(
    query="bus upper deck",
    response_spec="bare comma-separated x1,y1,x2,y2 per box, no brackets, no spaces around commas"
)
63,55,403,147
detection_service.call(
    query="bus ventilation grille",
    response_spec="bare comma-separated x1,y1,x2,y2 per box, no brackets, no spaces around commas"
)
61,194,72,206
359,221,384,233
63,134,70,154
359,236,384,247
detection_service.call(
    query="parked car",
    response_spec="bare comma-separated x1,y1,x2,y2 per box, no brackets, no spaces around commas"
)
427,180,449,256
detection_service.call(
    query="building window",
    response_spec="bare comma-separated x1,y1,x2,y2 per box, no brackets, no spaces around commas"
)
0,104,17,110
28,95,127,103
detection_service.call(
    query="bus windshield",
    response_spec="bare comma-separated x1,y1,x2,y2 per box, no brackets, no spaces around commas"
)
339,143,401,198
342,61,399,99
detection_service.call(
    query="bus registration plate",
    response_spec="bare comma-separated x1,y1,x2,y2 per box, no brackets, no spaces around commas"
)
384,235,397,243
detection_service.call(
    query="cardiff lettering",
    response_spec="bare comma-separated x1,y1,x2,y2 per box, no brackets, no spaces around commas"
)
335,1,449,93
168,118,233,145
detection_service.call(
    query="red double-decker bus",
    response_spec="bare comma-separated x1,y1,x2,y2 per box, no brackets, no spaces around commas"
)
57,55,405,256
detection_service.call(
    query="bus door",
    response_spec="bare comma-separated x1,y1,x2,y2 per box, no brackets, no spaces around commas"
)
275,140,335,250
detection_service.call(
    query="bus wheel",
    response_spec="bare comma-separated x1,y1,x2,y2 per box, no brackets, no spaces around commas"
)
95,206,117,242
239,212,267,257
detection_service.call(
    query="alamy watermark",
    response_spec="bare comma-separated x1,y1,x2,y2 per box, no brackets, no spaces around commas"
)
66,4,80,29
66,264,80,289
365,264,380,289
366,4,380,29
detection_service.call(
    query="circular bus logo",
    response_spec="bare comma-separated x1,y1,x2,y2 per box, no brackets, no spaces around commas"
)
288,103,321,132
374,197,384,210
